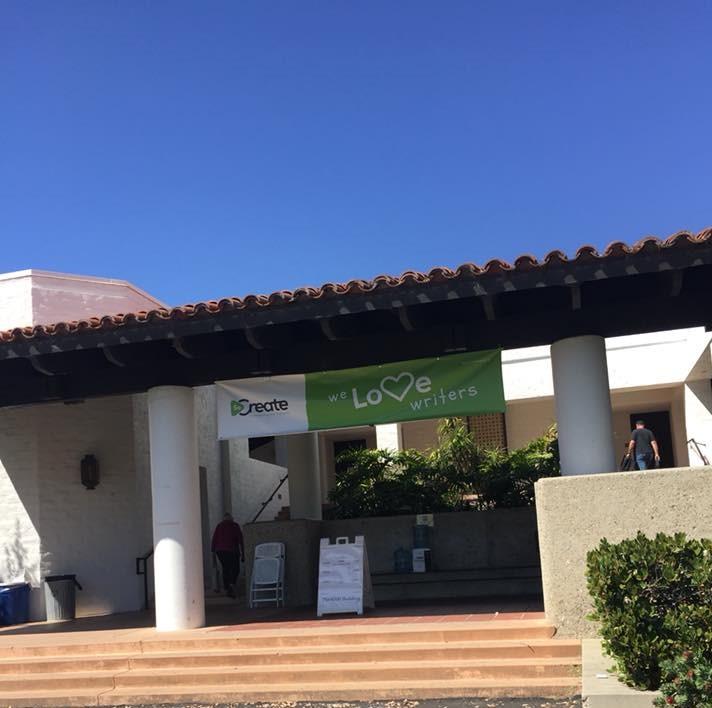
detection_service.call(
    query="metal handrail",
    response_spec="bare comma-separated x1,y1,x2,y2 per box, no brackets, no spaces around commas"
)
135,549,154,611
251,474,288,523
687,438,710,466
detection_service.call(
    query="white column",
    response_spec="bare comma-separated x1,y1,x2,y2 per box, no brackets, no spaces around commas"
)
684,380,712,466
375,423,403,451
287,433,322,520
551,335,616,476
148,386,205,631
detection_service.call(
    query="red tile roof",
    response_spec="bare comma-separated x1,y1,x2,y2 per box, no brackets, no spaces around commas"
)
1,227,710,344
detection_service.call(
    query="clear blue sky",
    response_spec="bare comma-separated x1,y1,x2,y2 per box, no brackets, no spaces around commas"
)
2,1,711,307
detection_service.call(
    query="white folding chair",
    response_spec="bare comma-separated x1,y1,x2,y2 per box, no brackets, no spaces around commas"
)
250,542,285,607
249,557,284,607
254,542,285,560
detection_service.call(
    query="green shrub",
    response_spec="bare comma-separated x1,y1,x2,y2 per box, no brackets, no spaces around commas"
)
586,532,712,690
655,651,712,708
327,418,560,518
477,428,559,508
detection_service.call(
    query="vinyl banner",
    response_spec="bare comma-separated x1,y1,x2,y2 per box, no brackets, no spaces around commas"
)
216,349,504,440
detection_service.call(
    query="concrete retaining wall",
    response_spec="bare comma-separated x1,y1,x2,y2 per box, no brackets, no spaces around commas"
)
244,507,539,607
322,507,539,574
535,466,712,637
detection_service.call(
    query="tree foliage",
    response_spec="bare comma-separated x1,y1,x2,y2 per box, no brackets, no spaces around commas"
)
327,418,559,519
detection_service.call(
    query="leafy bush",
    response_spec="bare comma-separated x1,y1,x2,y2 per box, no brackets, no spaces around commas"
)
327,418,559,518
586,532,712,690
477,429,559,509
655,651,712,708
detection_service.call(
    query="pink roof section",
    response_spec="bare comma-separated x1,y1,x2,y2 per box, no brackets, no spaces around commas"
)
0,270,166,332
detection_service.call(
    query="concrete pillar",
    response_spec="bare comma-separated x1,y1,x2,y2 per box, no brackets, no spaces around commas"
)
147,386,205,631
684,380,712,466
287,433,322,520
551,335,616,476
375,423,403,451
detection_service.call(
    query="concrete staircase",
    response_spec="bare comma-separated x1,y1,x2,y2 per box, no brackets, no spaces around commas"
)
0,618,581,706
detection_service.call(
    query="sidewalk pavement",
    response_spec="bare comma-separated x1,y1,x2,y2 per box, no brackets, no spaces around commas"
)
581,638,658,708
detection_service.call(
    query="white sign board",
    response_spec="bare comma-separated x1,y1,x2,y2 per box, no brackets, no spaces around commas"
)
317,536,374,617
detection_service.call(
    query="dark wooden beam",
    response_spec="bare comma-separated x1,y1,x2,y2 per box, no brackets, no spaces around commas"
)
1,289,711,409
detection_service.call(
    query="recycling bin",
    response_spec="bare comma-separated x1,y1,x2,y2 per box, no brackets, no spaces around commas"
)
0,583,30,626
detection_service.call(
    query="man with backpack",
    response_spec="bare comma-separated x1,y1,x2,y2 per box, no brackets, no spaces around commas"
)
626,420,661,471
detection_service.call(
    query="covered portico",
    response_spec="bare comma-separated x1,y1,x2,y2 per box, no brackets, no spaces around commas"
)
1,229,711,630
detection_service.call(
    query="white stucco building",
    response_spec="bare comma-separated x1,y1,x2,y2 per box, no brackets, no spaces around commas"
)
1,265,711,622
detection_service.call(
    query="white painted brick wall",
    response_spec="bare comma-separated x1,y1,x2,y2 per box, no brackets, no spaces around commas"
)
0,397,145,619
35,396,143,618
131,394,154,559
229,438,289,526
0,406,41,599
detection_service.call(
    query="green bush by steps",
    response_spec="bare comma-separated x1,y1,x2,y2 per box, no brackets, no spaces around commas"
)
586,532,712,691
655,651,712,708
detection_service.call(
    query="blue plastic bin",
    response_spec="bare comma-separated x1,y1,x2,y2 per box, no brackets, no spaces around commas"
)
0,582,30,626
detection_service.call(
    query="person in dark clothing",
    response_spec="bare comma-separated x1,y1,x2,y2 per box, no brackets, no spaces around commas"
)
211,513,245,598
626,420,661,471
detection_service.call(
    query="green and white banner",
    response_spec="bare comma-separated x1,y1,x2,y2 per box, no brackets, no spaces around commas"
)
216,349,504,440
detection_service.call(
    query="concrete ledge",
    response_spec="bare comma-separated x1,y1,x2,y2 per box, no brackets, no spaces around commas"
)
372,567,542,602
582,639,658,708
535,466,712,636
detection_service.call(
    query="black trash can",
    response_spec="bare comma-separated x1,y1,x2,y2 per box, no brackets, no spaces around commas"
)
44,575,82,622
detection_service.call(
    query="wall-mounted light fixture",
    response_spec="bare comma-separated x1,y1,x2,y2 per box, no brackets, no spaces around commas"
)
80,454,100,490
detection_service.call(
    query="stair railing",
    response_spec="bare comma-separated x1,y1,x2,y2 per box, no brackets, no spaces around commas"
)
135,549,154,611
687,438,710,466
251,474,289,523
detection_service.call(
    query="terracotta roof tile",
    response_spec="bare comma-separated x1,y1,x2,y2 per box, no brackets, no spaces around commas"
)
1,227,710,345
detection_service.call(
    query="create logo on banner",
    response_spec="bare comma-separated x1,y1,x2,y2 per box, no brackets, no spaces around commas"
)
230,398,289,416
216,349,504,440
218,374,309,438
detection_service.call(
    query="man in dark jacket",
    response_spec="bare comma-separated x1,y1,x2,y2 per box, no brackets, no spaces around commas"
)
211,513,245,598
626,420,661,471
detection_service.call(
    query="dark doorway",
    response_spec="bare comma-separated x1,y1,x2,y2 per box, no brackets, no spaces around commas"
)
629,411,675,469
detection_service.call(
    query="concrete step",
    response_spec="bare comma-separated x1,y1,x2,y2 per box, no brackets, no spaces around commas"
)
0,676,583,706
0,638,581,674
0,640,143,659
0,654,131,675
0,657,581,691
0,619,557,659
143,620,558,651
0,617,580,705
0,670,117,692
132,638,580,669
110,657,582,688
